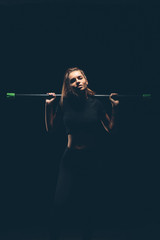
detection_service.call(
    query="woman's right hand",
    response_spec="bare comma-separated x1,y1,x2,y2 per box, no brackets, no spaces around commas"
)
45,92,56,104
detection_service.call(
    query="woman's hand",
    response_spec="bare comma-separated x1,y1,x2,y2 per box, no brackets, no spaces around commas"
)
109,93,119,107
45,92,56,104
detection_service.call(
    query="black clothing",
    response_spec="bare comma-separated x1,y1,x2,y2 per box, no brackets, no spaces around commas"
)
55,95,110,136
50,96,111,239
50,147,104,240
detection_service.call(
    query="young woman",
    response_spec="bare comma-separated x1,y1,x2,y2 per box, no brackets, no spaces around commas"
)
45,67,119,239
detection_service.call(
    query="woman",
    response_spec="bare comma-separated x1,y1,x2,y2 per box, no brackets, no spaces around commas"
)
45,67,119,240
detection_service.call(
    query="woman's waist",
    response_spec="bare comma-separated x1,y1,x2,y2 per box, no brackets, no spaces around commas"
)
67,133,100,150
61,144,103,170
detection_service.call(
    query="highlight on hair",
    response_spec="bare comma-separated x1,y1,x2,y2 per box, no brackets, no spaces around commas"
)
60,67,95,106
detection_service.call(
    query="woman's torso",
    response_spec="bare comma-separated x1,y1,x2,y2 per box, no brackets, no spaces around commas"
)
57,96,109,150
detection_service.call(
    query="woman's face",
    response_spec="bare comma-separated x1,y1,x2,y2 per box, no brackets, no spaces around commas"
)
68,70,88,93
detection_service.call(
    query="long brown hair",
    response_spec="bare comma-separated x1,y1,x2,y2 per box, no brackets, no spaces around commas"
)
60,67,95,106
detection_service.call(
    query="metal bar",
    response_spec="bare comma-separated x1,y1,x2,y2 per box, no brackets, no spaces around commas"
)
6,93,152,99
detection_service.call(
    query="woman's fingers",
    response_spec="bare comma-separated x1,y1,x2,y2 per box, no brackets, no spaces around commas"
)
46,92,56,104
109,93,119,106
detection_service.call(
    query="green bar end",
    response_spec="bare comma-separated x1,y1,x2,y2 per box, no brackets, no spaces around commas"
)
6,93,16,98
142,94,152,98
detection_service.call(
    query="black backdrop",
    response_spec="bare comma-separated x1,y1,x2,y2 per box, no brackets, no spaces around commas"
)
0,0,160,232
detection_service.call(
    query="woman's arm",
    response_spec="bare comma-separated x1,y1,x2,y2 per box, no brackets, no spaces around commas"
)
109,93,119,131
45,93,56,132
101,93,119,133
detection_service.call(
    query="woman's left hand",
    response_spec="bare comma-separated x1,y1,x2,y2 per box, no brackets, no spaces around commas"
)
109,93,119,107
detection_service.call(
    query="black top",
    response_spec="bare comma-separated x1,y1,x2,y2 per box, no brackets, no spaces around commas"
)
54,95,110,136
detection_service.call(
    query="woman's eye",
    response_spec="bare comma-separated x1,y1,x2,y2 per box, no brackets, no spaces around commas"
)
70,79,76,84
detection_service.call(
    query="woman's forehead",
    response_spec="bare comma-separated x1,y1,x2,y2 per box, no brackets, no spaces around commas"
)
68,70,83,79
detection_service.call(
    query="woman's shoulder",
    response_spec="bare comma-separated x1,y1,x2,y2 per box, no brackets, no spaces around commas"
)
88,95,110,113
87,95,103,106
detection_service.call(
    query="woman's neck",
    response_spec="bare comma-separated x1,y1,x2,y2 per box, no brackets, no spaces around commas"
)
67,90,88,109
76,89,88,99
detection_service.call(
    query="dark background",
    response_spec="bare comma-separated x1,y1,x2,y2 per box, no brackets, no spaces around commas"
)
0,0,160,237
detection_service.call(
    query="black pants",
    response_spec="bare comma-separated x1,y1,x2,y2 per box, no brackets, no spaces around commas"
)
49,146,104,240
